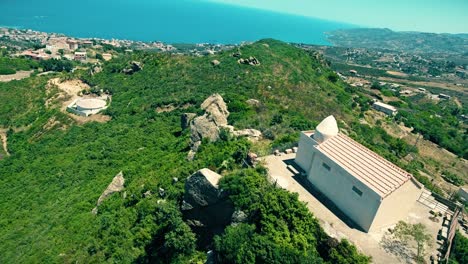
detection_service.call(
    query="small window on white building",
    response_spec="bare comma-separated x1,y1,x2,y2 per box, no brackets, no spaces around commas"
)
352,186,363,196
322,162,331,171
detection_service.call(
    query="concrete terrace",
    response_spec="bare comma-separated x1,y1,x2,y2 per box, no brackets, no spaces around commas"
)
262,153,444,264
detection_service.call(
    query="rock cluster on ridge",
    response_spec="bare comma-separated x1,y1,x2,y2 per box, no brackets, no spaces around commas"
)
183,93,262,160
181,168,234,245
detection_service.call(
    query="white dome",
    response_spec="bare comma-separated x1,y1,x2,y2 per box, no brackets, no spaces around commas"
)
76,98,106,110
314,115,338,143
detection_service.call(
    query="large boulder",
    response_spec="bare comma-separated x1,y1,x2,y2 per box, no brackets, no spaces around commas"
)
182,168,234,247
200,93,229,126
122,61,143,74
185,93,262,160
232,128,262,141
190,116,220,143
186,94,230,159
183,168,223,207
92,171,125,214
238,56,260,66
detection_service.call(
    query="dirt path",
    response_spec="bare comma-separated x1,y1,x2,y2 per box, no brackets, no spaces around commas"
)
47,78,89,110
0,130,10,156
378,76,467,94
0,70,33,82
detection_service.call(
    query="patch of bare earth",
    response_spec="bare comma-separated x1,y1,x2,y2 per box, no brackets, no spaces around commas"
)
365,111,467,192
46,78,111,124
0,130,10,156
386,71,408,77
0,70,33,82
378,76,468,94
155,103,192,113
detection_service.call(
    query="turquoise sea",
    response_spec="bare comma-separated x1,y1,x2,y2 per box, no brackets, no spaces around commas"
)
0,0,355,44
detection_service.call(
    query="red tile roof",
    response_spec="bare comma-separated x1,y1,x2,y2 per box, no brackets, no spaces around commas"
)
315,133,411,198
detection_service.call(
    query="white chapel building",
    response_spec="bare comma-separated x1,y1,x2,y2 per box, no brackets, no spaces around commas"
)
295,115,423,232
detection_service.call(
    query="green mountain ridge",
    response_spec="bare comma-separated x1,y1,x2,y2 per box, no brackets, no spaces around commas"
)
327,28,468,54
0,39,423,263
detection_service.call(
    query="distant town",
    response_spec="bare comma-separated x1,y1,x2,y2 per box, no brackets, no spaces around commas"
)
0,27,239,62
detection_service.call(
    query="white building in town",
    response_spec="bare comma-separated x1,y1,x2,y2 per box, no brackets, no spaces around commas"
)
372,101,397,116
295,116,422,232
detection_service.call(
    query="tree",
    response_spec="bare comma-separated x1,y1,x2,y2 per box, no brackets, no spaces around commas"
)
393,221,432,263
449,231,468,264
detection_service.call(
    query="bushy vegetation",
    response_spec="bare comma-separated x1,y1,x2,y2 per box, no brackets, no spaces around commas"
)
0,39,440,262
448,231,468,264
442,171,465,186
40,58,74,72
215,168,370,264
0,57,39,74
396,96,467,159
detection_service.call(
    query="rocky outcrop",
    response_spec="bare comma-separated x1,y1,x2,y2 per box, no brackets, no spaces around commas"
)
200,94,229,126
190,115,220,143
183,168,224,208
186,94,262,160
246,99,260,106
211,59,220,66
231,210,248,224
92,171,125,214
182,169,234,246
90,64,102,75
232,128,262,141
187,94,229,159
246,152,258,167
232,51,241,58
238,56,260,66
122,61,143,74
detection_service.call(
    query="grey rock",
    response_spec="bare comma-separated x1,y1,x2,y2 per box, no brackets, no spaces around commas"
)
158,188,165,197
92,171,125,214
187,219,204,227
183,168,222,207
231,210,248,223
246,99,260,106
238,56,260,66
122,61,143,74
200,93,229,126
190,116,220,143
246,152,258,167
181,200,194,211
182,168,235,244
232,128,262,141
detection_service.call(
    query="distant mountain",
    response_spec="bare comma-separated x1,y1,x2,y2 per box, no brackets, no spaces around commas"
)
326,28,468,54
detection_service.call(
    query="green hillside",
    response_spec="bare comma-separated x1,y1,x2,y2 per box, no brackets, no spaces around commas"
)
327,28,468,54
0,39,415,263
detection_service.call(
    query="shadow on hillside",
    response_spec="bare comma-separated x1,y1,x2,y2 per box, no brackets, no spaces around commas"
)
282,158,366,233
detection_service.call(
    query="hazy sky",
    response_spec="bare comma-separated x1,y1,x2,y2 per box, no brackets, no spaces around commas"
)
207,0,468,33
